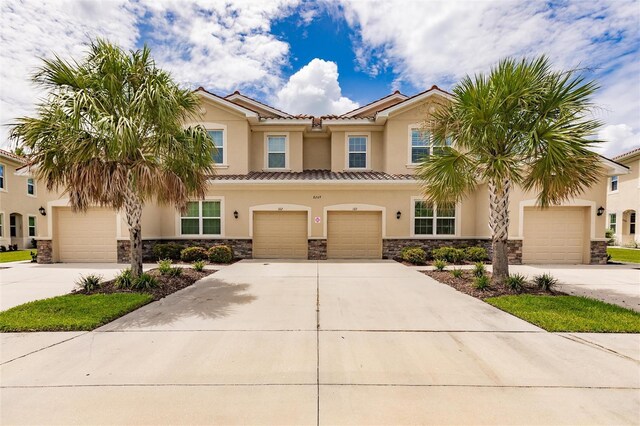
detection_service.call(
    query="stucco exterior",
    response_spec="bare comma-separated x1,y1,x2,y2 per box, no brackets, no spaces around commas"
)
606,148,640,246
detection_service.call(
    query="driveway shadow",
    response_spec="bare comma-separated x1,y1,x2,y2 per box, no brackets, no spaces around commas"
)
104,277,257,329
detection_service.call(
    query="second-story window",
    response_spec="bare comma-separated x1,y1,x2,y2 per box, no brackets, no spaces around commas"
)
27,178,35,196
410,129,430,163
347,135,368,169
610,175,618,192
266,135,287,169
208,130,224,164
0,164,5,190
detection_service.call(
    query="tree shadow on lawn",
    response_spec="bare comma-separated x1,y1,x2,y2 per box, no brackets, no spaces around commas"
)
102,277,257,329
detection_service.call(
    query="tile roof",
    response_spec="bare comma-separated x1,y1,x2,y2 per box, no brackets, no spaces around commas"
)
224,90,293,118
210,170,416,181
613,146,640,161
340,90,408,117
0,149,26,163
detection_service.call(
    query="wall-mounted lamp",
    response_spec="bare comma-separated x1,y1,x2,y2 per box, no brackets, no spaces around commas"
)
396,211,402,220
38,206,46,216
596,206,605,216
233,210,239,219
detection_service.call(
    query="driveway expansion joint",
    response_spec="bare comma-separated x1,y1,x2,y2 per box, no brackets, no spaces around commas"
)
0,331,90,366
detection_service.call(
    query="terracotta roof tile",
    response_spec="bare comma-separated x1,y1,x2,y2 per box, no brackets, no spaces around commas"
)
613,146,640,160
210,170,415,181
0,149,26,163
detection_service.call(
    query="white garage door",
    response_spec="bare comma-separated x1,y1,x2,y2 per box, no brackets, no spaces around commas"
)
327,211,382,259
56,208,117,262
253,211,308,259
522,207,587,264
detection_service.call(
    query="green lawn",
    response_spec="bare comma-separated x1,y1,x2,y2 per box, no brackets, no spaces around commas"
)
0,250,36,263
486,295,640,333
607,247,640,263
0,293,153,332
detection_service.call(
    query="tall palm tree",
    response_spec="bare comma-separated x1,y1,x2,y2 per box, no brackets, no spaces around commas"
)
10,40,215,277
417,56,603,283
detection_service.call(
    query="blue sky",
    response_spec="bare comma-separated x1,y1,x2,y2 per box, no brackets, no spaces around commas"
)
1,0,639,155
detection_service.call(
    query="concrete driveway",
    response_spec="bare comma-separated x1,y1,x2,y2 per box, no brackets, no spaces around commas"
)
1,260,639,425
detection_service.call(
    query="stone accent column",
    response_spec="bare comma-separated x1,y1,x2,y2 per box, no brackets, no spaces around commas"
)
308,239,327,260
117,240,131,263
36,239,53,264
506,240,523,264
590,240,608,264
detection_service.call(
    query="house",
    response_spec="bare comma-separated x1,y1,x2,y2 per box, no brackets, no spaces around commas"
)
0,149,47,250
607,147,640,247
33,87,627,264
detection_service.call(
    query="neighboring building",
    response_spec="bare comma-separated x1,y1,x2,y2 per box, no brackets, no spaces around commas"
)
0,149,47,250
607,147,640,247
34,87,627,264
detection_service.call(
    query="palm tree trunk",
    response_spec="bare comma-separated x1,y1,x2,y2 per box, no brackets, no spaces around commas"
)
488,178,511,284
123,186,143,277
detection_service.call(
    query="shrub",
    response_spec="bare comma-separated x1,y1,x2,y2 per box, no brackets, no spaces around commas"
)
180,246,209,262
30,251,37,262
192,260,206,272
474,275,490,290
432,247,466,264
401,247,426,265
76,274,102,291
132,273,159,290
606,253,612,262
152,243,185,261
473,262,486,277
605,229,615,246
209,245,234,263
533,273,558,291
433,259,447,271
451,268,463,278
465,246,488,262
505,273,527,293
30,238,37,249
167,267,183,277
158,259,173,275
0,245,5,252
114,268,134,289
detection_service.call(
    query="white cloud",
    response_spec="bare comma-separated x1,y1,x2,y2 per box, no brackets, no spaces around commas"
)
340,0,640,157
597,124,639,157
274,58,359,115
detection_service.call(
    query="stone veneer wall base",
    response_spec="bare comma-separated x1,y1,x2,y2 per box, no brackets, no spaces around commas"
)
590,240,608,265
36,240,53,264
118,239,252,263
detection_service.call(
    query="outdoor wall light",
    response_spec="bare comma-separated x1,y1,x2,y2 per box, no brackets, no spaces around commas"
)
233,210,239,219
396,211,402,220
597,206,605,216
38,206,46,216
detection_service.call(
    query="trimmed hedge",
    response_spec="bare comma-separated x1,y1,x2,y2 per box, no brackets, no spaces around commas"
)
152,243,184,261
209,245,233,263
180,246,209,262
465,247,488,262
432,247,466,263
401,247,426,265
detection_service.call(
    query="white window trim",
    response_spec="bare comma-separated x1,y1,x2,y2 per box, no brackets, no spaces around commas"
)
26,177,36,197
203,122,228,167
410,196,460,238
0,211,4,238
264,132,290,171
176,197,225,237
608,176,619,194
345,132,371,170
27,214,37,238
0,163,6,192
407,124,430,166
249,204,312,237
608,212,617,232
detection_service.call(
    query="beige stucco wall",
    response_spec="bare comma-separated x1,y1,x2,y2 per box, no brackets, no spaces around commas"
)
303,136,331,170
606,155,639,244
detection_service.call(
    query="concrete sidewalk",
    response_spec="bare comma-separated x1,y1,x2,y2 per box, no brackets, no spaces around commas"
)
1,260,639,425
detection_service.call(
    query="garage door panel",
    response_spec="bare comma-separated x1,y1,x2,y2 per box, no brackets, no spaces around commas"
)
327,211,382,259
253,211,308,259
56,208,117,263
522,207,586,264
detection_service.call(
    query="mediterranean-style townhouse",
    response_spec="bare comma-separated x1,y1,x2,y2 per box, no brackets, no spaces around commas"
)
32,86,628,264
607,147,639,247
0,149,51,250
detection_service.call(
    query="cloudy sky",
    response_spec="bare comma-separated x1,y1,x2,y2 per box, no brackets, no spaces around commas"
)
1,0,638,156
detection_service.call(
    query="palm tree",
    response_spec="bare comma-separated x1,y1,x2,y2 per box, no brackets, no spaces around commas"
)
10,39,215,277
417,56,603,284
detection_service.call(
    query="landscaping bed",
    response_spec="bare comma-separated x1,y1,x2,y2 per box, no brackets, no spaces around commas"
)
423,270,557,298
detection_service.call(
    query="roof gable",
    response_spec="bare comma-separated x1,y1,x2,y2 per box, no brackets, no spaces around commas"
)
225,91,292,118
342,91,408,118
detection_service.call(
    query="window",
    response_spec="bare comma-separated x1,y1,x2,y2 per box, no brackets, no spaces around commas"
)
28,216,36,237
10,215,16,237
609,213,617,233
409,128,453,163
348,135,368,169
0,164,4,190
208,130,224,164
410,129,430,163
181,200,221,235
630,212,636,235
0,213,3,237
27,178,35,196
610,176,618,192
266,135,287,169
414,200,456,235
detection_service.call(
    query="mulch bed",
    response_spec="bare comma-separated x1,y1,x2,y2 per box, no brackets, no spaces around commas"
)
423,270,559,299
77,268,215,300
